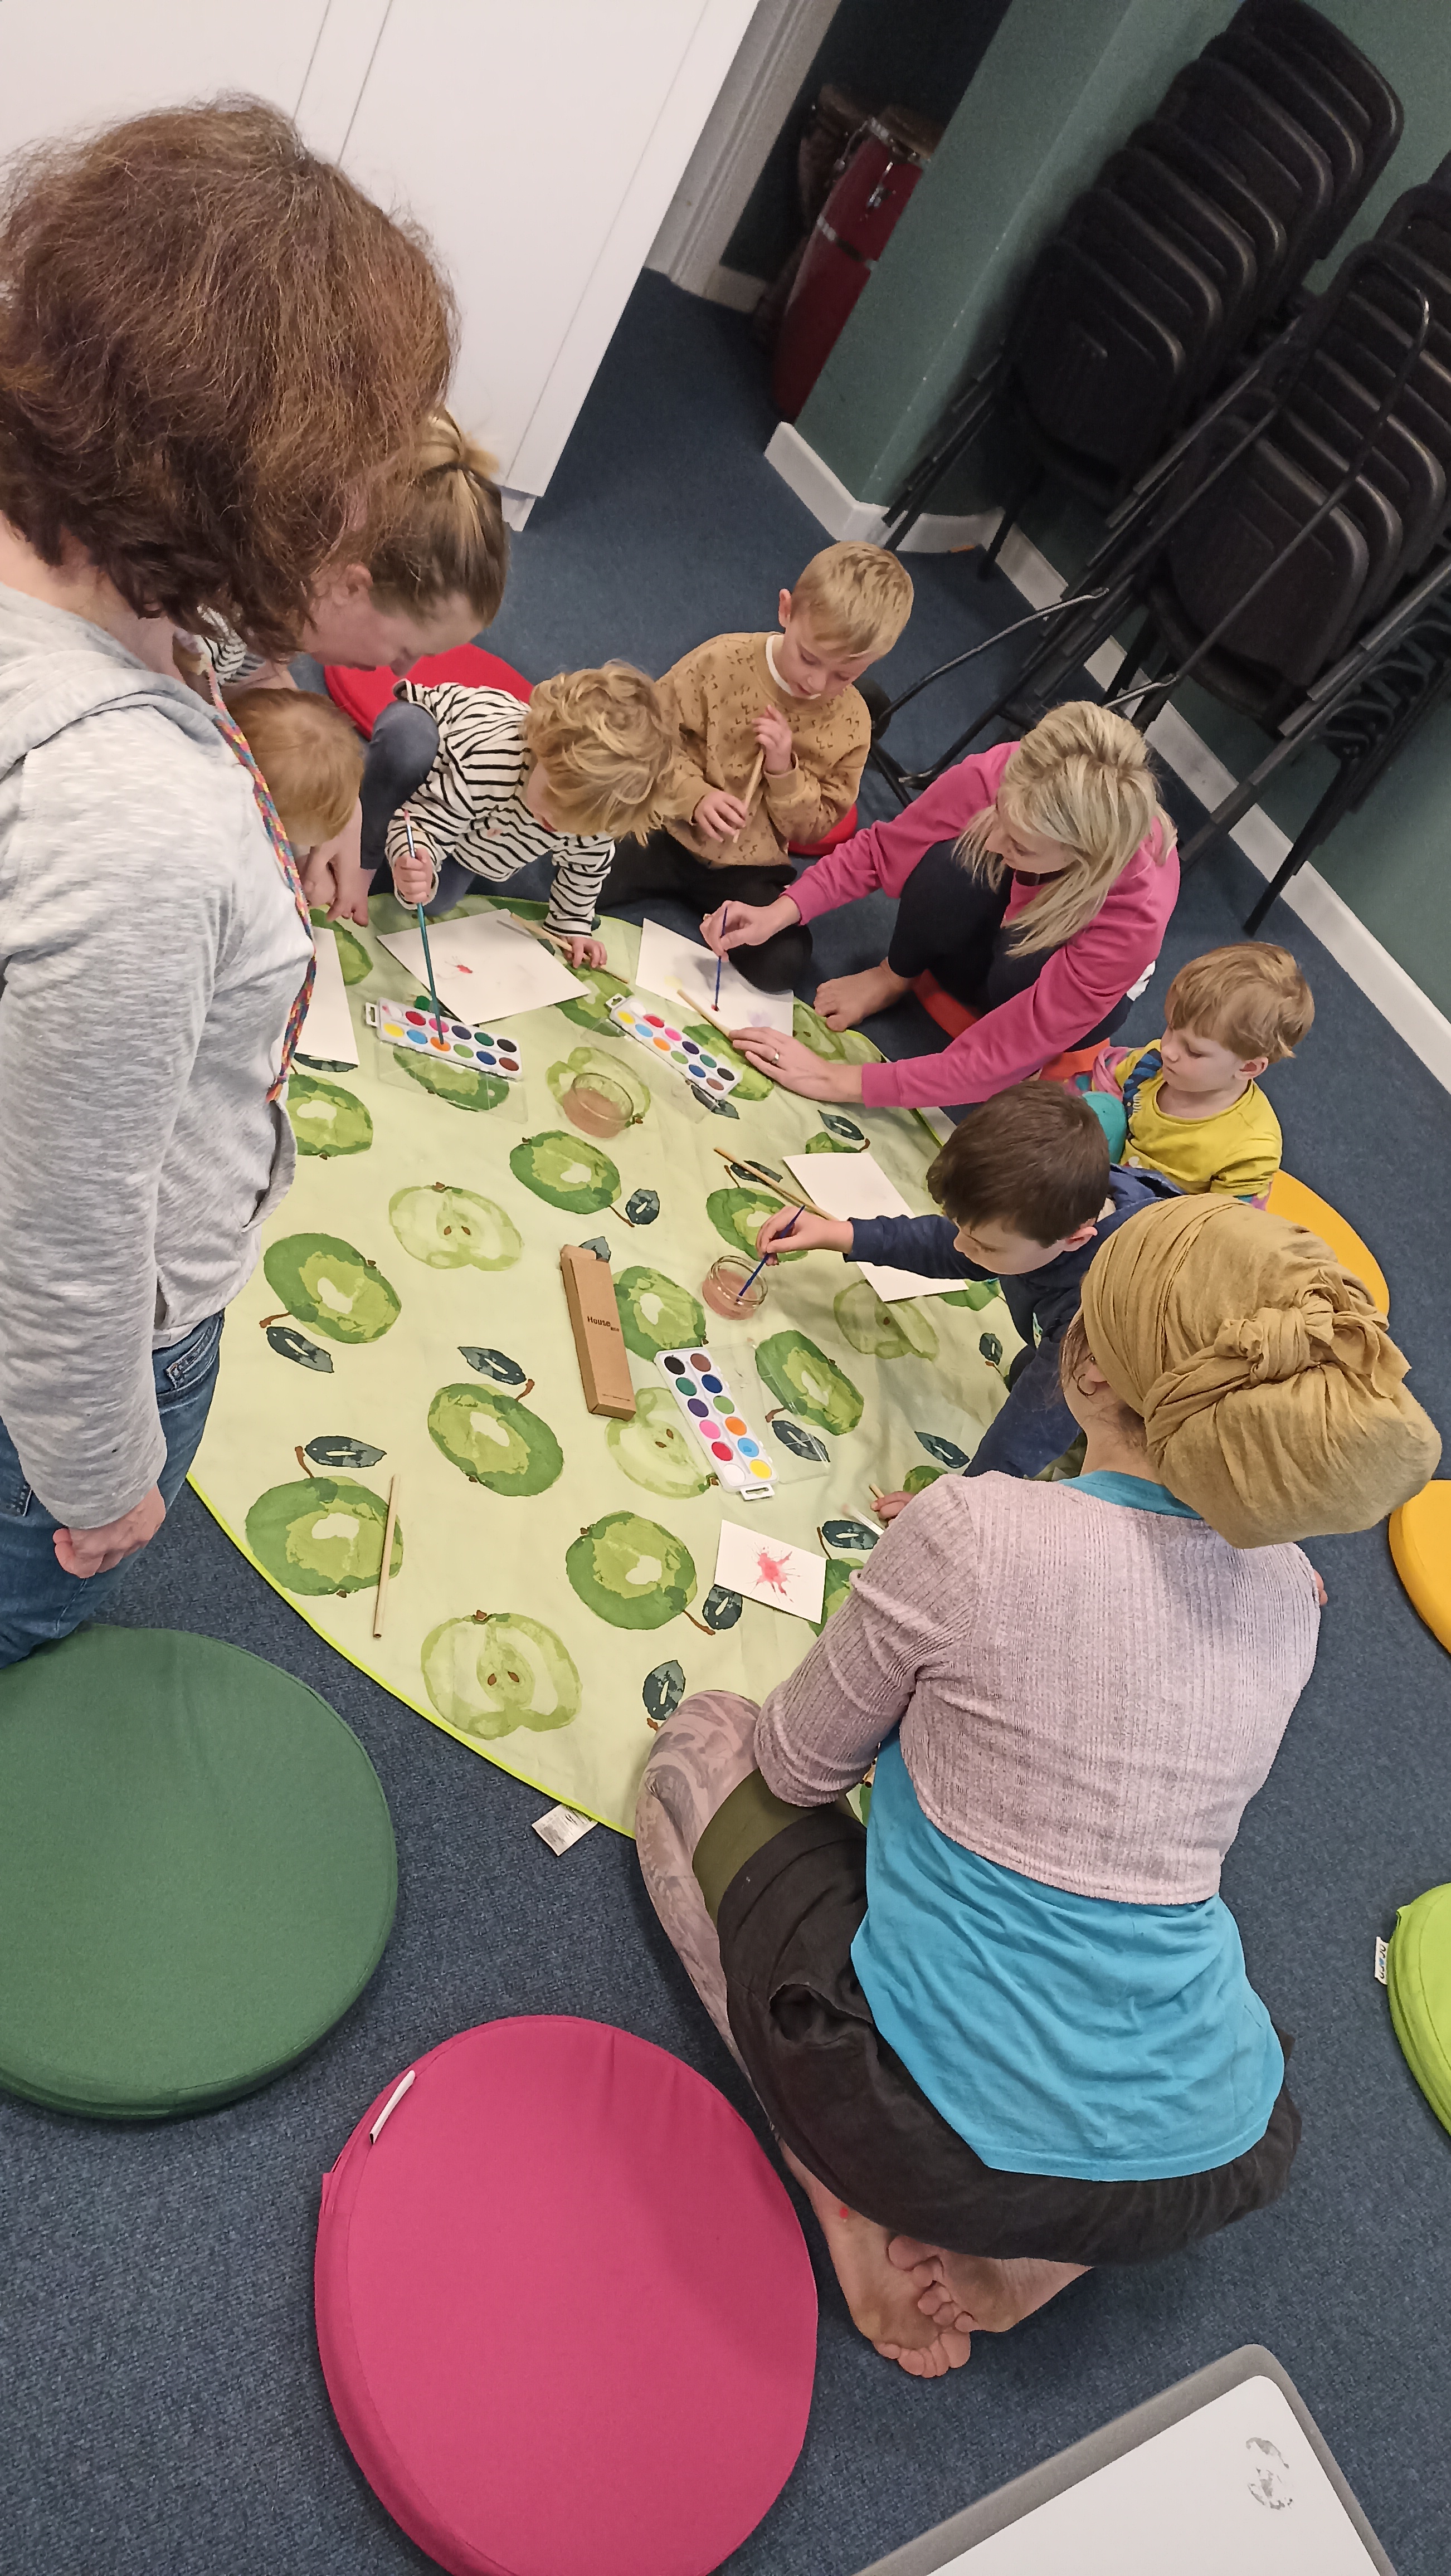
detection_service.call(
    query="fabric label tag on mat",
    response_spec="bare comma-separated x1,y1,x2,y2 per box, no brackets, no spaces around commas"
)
533,1805,598,1855
1374,1936,1389,1984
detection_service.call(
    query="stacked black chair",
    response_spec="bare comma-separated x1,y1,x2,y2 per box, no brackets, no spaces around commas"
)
883,0,1402,562
866,205,1451,934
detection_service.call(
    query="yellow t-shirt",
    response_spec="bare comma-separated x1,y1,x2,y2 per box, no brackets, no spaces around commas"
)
1117,1046,1282,1199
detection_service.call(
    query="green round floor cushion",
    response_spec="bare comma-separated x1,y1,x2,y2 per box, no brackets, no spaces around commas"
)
0,1628,396,2119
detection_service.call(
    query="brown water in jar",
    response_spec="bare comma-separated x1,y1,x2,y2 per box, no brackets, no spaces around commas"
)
562,1075,632,1139
702,1253,769,1319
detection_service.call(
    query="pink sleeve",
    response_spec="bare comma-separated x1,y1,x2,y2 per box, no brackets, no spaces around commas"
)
860,840,1180,1111
788,750,1010,923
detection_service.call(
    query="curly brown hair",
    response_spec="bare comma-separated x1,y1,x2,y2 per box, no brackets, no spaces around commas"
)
0,98,455,657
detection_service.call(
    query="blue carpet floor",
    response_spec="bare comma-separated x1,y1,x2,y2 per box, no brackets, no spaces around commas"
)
4,275,1450,2576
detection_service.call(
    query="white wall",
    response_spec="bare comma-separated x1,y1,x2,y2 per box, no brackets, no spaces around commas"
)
0,0,757,519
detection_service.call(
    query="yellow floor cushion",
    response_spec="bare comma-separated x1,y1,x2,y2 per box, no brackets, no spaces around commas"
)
1389,1482,1451,1655
1267,1172,1389,1313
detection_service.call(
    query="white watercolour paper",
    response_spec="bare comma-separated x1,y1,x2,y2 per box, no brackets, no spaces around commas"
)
715,1519,826,1624
635,915,793,1037
784,1151,963,1304
378,911,583,1023
293,924,359,1068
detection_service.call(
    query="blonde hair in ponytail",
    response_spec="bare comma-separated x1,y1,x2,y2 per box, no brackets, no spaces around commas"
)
367,409,509,626
956,701,1175,954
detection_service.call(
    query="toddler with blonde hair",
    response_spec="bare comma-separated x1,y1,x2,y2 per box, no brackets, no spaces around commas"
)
226,686,364,862
1087,941,1313,1202
600,540,914,991
365,662,674,967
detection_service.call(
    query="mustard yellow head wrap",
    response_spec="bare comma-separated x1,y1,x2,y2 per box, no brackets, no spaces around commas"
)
1079,1196,1441,1547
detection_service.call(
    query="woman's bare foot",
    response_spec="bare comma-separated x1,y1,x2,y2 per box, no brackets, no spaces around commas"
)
780,2145,972,2378
887,2236,1089,2339
814,960,910,1032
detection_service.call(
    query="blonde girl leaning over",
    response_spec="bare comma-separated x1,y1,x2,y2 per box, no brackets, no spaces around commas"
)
705,701,1179,1114
203,409,510,924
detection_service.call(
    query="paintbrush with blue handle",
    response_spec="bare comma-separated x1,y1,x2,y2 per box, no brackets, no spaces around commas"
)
403,813,448,1046
735,1207,798,1302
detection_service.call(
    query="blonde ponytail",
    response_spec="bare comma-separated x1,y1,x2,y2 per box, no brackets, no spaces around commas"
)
368,409,509,626
956,701,1175,954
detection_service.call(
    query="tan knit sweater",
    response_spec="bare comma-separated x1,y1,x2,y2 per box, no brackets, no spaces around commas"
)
754,1473,1322,1904
655,632,870,869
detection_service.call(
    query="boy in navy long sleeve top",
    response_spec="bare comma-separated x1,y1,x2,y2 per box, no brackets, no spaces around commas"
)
754,1084,1179,1484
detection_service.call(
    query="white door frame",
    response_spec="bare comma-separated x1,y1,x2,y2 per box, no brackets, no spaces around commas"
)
646,0,839,299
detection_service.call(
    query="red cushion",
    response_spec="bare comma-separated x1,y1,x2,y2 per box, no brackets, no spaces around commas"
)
323,645,533,738
315,2017,817,2576
788,800,858,857
912,969,977,1038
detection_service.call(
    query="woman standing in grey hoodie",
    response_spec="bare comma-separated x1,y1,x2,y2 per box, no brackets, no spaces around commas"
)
0,100,453,1661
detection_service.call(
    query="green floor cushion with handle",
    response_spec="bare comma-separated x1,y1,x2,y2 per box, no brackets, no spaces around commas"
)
1386,1881,1451,2137
0,1627,396,2119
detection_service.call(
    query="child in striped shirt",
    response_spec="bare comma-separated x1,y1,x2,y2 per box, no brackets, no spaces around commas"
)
367,664,674,965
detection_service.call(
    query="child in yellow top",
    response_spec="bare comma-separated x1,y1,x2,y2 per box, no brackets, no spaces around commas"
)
1089,942,1313,1203
597,541,913,991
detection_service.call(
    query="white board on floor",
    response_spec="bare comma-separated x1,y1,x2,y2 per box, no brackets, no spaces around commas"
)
854,2351,1392,2576
294,924,359,1069
635,914,793,1036
783,1152,961,1304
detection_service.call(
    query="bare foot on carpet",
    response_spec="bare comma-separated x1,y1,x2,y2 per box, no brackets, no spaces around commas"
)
780,2144,973,2378
814,961,909,1032
887,2236,1089,2340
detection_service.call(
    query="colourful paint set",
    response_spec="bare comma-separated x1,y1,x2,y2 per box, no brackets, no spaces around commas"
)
608,996,741,1100
655,1345,774,1497
365,998,523,1079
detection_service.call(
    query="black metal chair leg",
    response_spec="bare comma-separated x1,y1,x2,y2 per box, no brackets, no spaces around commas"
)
976,466,1044,579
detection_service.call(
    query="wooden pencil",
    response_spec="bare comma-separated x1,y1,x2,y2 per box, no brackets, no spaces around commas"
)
373,1474,400,1638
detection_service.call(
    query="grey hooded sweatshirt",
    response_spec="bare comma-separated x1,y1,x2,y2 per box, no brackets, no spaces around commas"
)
0,585,313,1526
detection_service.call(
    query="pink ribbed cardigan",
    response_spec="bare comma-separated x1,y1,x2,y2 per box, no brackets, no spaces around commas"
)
754,1473,1321,1905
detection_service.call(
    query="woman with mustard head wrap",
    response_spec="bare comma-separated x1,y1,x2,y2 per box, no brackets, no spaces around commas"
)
636,1197,1439,2377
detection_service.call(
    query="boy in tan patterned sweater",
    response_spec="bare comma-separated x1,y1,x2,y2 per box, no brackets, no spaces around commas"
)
598,541,913,989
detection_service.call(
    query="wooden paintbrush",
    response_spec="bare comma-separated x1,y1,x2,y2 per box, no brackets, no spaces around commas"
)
709,1146,828,1218
373,1474,401,1638
727,747,767,850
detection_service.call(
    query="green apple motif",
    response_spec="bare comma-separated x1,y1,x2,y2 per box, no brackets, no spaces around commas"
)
607,1388,713,1498
388,1183,522,1271
834,1280,939,1362
285,1073,373,1158
245,1475,401,1596
262,1235,401,1344
509,1131,621,1213
397,1050,510,1112
566,1511,697,1629
557,963,634,1033
421,1611,581,1739
756,1330,863,1436
613,1266,707,1362
707,1188,806,1261
427,1383,563,1496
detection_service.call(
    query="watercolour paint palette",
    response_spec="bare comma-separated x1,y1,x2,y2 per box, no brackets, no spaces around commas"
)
608,996,741,1101
654,1345,774,1497
365,999,522,1079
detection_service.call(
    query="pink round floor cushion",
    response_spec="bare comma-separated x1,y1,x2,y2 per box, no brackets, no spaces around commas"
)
315,2017,817,2576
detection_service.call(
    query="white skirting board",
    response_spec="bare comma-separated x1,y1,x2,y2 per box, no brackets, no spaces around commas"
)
765,421,1451,1096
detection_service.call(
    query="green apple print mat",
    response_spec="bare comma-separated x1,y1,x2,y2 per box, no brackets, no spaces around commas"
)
191,895,1020,1834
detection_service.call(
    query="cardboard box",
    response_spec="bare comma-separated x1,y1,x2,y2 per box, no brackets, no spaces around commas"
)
559,1245,636,1419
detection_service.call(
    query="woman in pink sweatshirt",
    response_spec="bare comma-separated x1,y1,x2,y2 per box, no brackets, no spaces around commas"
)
703,701,1179,1113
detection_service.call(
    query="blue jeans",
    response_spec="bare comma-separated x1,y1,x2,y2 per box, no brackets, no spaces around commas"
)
0,1310,223,1666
